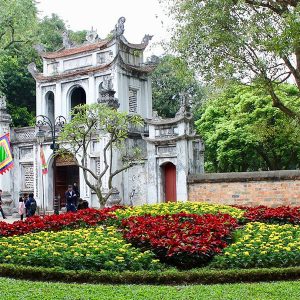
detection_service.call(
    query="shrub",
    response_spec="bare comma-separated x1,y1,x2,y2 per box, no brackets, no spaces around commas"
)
0,207,123,237
212,222,300,269
0,226,162,272
115,202,244,220
238,205,300,225
2,264,300,284
122,213,238,269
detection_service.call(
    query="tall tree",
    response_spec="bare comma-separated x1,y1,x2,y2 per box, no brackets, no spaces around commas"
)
58,104,143,206
151,55,204,118
0,6,88,126
0,0,37,52
196,84,300,172
166,0,300,119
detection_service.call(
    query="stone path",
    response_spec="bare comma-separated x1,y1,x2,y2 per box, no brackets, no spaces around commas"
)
0,216,23,224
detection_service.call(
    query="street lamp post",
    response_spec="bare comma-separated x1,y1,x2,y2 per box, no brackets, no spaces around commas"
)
36,115,66,215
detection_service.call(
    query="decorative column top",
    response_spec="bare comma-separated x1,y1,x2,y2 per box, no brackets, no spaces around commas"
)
0,96,7,110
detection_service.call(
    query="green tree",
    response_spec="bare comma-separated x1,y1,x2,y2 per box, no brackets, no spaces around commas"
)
166,0,300,119
0,0,37,53
196,84,300,172
151,55,204,118
37,14,66,52
38,14,87,52
58,104,144,206
0,7,88,126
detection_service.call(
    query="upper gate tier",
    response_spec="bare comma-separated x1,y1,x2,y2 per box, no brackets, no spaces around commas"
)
32,18,155,83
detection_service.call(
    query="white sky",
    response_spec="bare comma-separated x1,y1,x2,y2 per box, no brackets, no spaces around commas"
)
37,0,172,57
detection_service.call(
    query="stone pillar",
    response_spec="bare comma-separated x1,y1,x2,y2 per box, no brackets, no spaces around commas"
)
0,96,13,214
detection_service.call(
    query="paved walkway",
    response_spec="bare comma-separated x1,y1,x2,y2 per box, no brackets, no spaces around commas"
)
0,216,26,224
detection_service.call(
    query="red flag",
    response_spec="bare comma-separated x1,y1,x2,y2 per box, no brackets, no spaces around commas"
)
40,145,48,175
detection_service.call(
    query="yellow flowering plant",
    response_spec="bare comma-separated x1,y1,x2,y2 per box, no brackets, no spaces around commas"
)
212,222,300,269
0,226,163,272
114,202,244,220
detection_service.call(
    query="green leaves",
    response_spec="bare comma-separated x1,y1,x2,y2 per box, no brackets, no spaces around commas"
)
151,55,204,118
167,0,300,118
196,84,300,172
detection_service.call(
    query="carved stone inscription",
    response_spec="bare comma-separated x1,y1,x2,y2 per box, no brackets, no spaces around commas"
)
157,145,177,156
22,164,34,190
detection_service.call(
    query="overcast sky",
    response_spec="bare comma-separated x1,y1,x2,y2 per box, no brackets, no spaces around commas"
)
37,0,172,57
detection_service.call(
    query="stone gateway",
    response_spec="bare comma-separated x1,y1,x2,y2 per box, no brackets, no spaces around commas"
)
0,18,204,214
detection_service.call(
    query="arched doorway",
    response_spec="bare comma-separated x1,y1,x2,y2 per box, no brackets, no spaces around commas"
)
162,162,177,202
55,154,79,209
70,86,86,110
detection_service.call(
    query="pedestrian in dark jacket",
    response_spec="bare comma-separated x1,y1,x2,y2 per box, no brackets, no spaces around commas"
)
25,193,37,217
65,185,77,212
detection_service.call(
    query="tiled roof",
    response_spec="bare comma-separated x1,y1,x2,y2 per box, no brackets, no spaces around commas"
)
41,40,110,59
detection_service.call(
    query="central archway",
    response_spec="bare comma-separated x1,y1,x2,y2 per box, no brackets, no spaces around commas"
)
70,86,86,111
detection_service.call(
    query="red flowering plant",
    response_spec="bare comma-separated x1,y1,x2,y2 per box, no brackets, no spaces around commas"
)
0,206,124,237
121,213,238,269
234,205,300,225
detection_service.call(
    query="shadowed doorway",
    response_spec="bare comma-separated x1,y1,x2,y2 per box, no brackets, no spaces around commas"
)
55,155,79,209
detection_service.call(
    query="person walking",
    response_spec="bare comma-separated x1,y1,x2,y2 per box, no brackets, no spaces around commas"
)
0,189,7,219
18,196,25,220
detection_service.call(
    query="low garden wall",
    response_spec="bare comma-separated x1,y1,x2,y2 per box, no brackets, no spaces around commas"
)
188,170,300,207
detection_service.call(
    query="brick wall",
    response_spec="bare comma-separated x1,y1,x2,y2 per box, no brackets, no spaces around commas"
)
188,171,300,207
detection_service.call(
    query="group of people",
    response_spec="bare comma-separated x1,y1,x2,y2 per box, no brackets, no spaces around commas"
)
65,183,88,212
0,189,37,220
0,183,88,221
19,193,37,220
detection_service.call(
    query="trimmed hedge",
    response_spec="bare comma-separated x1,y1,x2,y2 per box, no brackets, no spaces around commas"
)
1,264,300,285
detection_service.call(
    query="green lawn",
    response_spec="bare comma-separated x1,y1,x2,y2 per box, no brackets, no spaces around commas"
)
0,277,300,300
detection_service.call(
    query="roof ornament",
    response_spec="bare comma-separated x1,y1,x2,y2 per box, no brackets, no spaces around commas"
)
98,76,120,109
86,27,99,43
175,92,192,118
62,31,73,49
33,44,45,55
114,17,126,38
0,95,7,110
141,34,153,46
27,62,39,79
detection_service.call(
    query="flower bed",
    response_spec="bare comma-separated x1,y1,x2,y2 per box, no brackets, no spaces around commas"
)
0,226,162,272
122,213,238,268
212,222,300,269
237,205,300,225
114,202,244,220
0,207,122,237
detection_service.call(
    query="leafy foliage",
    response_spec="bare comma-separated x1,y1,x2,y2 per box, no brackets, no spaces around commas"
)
196,84,300,172
151,55,204,118
166,0,300,119
122,213,238,268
